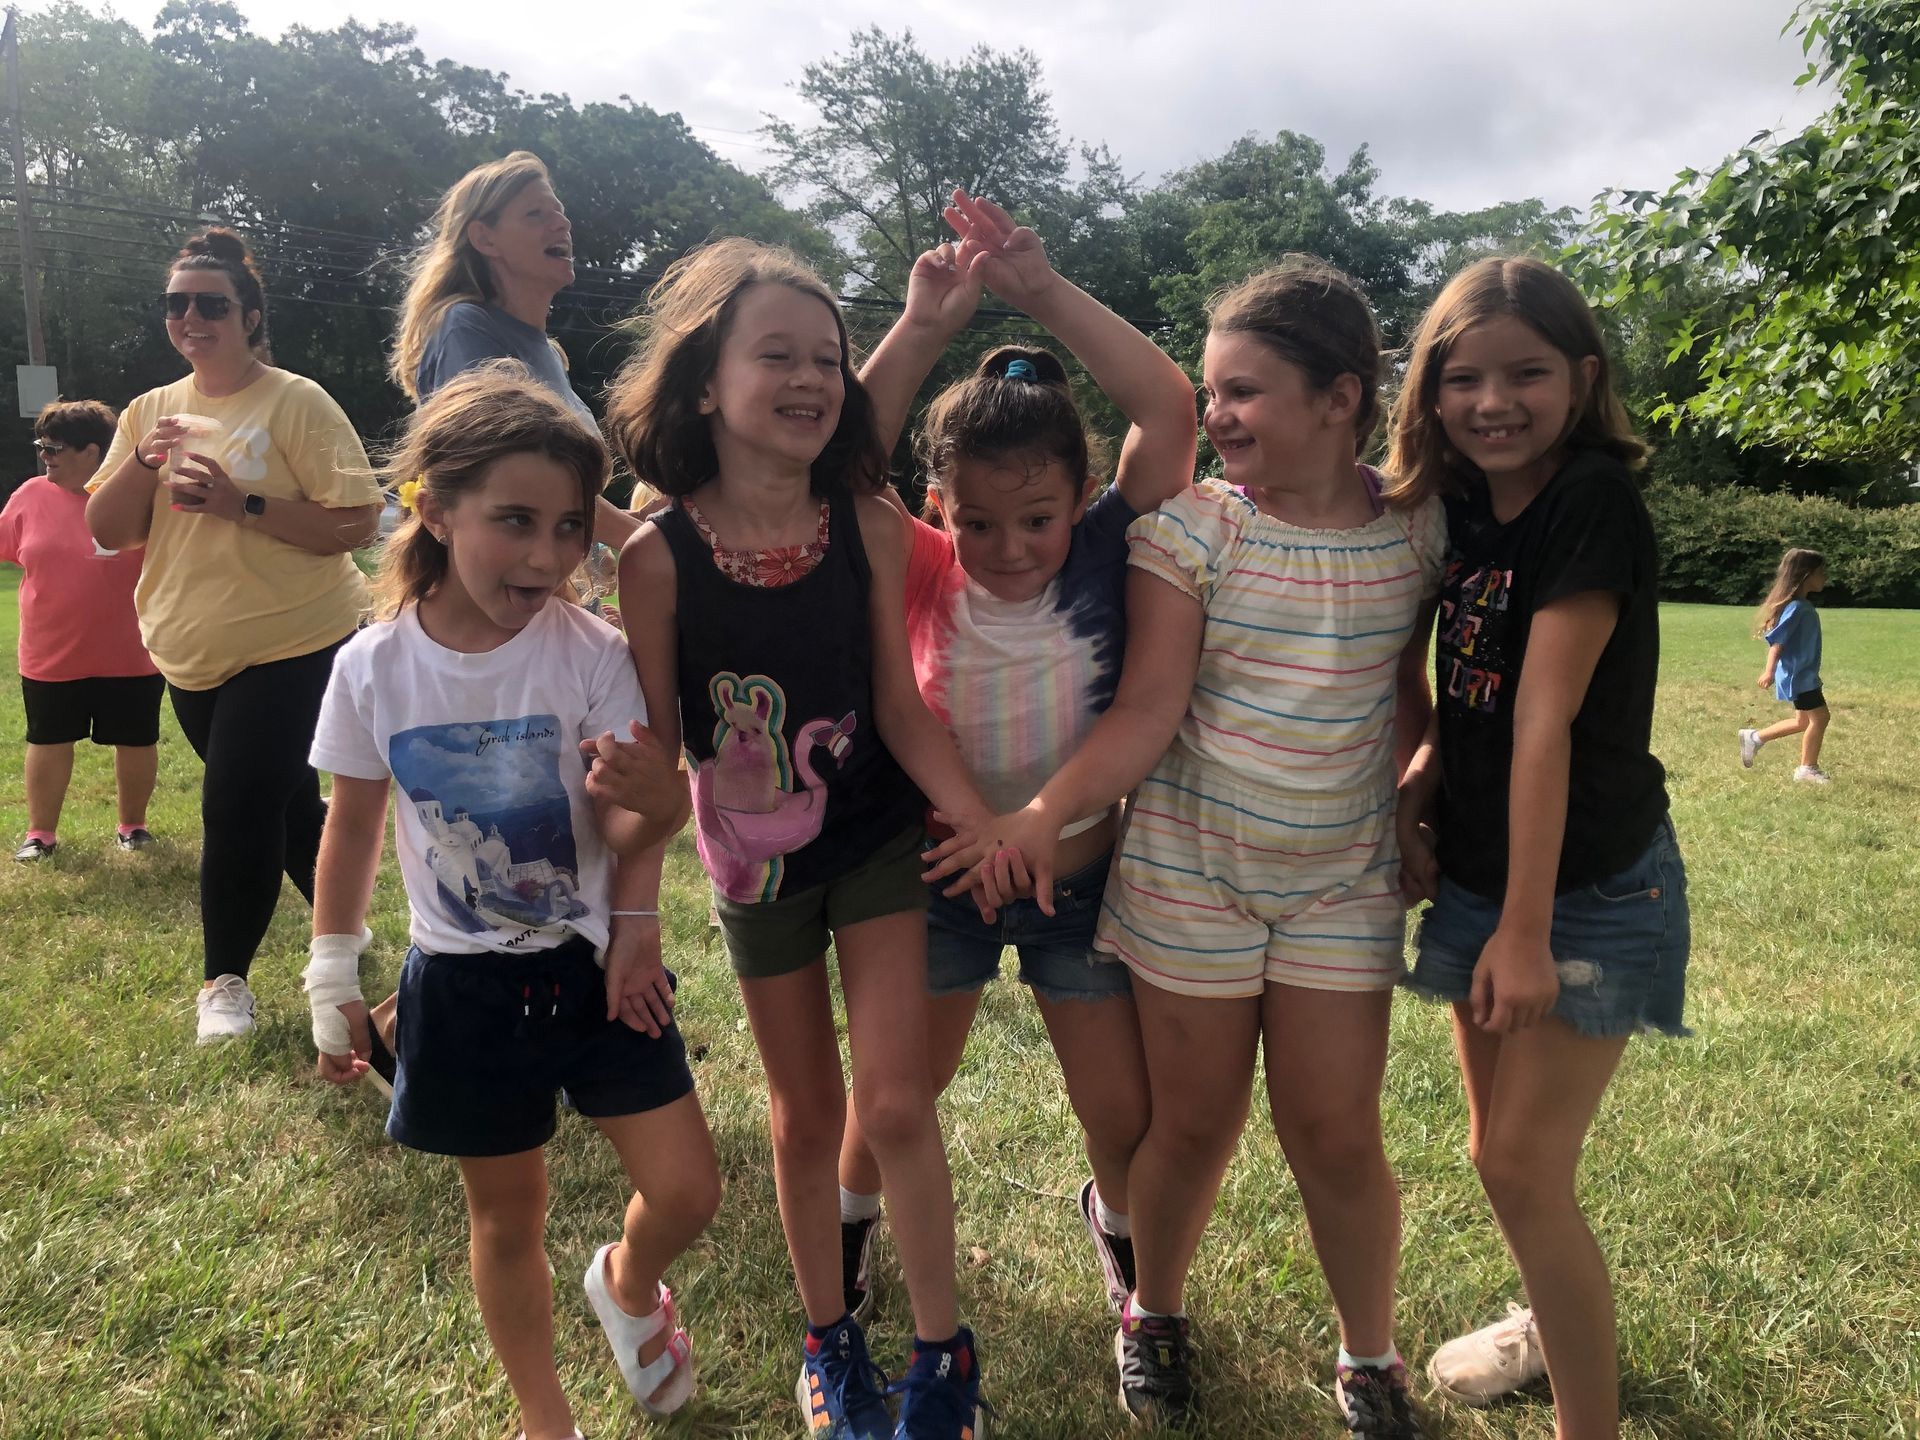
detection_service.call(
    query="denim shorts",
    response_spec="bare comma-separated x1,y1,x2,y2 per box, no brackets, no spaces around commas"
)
388,936,695,1157
1404,816,1691,1039
926,851,1132,1004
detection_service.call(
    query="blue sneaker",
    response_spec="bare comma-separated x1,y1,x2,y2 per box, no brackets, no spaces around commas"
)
890,1327,989,1439
796,1315,893,1439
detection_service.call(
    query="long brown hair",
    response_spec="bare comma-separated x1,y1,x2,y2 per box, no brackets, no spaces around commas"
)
171,227,270,360
1755,547,1827,638
917,345,1110,506
1209,256,1384,461
389,151,556,400
603,237,885,498
370,362,609,619
1383,256,1646,508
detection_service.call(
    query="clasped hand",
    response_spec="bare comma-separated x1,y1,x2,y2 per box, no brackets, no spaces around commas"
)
580,721,679,819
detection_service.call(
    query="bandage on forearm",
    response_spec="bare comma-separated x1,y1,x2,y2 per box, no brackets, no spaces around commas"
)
304,930,370,1055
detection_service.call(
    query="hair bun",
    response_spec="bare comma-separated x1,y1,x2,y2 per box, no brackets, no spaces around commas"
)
977,344,1069,388
182,226,252,265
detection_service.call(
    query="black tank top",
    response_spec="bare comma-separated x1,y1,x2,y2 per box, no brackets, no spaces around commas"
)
655,488,923,904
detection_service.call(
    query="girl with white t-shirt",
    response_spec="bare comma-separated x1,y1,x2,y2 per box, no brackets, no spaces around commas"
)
303,367,716,1440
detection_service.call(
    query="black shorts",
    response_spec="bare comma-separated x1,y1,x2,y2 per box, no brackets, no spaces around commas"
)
1792,688,1828,712
21,674,166,746
387,936,696,1157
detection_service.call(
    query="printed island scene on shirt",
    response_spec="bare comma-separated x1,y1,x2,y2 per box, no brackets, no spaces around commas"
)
392,715,590,946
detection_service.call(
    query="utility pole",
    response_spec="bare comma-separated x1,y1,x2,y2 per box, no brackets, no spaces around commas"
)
4,5,46,366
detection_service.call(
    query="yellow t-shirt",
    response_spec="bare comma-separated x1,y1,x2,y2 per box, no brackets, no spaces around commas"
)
98,368,378,689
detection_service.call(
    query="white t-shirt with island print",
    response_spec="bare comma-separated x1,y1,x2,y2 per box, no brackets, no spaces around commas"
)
309,600,647,960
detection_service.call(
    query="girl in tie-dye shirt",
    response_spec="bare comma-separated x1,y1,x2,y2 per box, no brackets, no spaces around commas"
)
839,191,1197,1335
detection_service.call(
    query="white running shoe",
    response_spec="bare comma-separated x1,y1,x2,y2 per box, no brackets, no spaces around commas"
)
1793,765,1833,785
196,974,257,1044
1738,728,1761,768
1427,1302,1546,1406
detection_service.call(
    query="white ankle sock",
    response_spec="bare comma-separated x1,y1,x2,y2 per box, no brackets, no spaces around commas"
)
1092,1185,1131,1238
1128,1296,1184,1321
1339,1343,1400,1371
839,1186,881,1224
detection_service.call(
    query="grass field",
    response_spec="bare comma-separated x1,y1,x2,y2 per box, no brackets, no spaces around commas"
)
1,564,1915,1440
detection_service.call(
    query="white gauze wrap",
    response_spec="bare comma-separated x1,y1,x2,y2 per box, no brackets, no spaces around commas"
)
304,929,372,1055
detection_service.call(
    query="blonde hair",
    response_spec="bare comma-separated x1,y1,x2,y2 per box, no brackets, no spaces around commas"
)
388,152,556,400
604,237,885,498
1755,547,1827,638
1383,257,1647,508
370,362,610,619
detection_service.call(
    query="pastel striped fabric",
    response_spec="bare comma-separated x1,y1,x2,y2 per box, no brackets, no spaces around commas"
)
1127,480,1445,795
1093,480,1446,996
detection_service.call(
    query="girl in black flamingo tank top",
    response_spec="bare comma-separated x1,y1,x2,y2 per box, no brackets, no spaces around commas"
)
593,237,999,1440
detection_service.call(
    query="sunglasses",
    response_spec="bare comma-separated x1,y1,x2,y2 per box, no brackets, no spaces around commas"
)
164,292,234,322
32,440,67,456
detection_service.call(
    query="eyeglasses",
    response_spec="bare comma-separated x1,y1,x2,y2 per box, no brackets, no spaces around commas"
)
32,440,67,456
164,292,233,322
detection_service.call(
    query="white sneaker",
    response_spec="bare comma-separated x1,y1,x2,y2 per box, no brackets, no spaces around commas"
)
1427,1302,1546,1406
196,974,257,1043
1738,728,1761,768
1793,765,1832,785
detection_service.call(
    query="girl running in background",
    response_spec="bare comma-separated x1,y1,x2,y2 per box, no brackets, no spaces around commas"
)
305,368,716,1440
1739,547,1831,783
1391,257,1690,1440
839,191,1197,1329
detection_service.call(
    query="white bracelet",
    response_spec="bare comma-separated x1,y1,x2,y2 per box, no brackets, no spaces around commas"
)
610,908,660,918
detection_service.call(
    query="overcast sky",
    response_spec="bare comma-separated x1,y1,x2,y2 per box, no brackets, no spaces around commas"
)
94,0,1830,215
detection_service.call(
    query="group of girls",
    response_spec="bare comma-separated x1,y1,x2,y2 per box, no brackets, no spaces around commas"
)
293,184,1689,1440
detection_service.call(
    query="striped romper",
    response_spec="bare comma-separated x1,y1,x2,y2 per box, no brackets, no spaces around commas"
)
1095,478,1446,997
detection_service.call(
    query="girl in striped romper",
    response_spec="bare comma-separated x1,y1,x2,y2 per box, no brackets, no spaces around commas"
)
937,258,1443,1435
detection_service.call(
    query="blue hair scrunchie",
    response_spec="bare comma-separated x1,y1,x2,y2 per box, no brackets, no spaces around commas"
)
1003,358,1038,381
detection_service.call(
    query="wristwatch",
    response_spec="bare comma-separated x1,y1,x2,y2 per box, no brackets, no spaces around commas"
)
242,493,267,520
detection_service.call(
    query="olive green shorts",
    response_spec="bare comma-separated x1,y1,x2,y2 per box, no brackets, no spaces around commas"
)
713,826,930,980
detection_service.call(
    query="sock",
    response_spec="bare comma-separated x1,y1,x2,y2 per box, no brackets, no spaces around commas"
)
805,1313,853,1347
839,1186,881,1224
117,823,142,838
1338,1343,1401,1372
1092,1185,1131,1238
26,829,55,844
1127,1296,1184,1321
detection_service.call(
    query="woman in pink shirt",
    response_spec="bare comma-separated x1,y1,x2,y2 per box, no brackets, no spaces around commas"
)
1,401,163,860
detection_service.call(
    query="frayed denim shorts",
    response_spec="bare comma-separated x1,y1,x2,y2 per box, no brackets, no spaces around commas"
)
1404,816,1691,1039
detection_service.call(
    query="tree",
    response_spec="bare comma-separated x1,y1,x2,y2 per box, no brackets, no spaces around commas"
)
1576,0,1920,463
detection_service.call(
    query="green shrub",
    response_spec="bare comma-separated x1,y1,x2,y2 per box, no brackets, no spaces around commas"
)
1645,482,1920,607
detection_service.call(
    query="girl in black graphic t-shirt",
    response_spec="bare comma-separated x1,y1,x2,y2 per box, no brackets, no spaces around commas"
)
1385,258,1691,1436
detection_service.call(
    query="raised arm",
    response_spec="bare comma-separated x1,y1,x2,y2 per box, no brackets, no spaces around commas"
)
946,190,1197,512
860,239,986,455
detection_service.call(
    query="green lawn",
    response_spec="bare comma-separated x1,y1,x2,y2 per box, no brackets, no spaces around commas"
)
2,564,1915,1439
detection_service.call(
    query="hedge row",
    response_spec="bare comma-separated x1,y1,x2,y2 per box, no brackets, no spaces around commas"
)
1644,482,1920,608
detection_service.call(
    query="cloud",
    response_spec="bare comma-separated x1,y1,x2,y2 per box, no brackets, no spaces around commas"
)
110,0,1831,215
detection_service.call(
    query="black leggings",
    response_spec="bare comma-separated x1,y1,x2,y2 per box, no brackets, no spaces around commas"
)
169,638,348,983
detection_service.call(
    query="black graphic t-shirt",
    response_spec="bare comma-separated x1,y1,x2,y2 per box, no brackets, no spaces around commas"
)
1434,449,1669,898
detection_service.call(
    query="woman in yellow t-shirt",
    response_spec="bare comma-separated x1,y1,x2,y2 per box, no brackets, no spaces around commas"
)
88,227,381,1047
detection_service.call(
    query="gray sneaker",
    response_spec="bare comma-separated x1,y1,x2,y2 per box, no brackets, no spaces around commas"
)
1793,765,1832,784
196,974,257,1044
1738,728,1761,768
1427,1303,1546,1406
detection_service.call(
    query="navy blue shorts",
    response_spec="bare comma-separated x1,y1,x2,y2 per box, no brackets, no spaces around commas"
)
388,936,695,1157
926,851,1132,1004
1404,816,1691,1039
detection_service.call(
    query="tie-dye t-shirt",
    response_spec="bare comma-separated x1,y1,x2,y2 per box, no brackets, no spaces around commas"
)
904,486,1138,829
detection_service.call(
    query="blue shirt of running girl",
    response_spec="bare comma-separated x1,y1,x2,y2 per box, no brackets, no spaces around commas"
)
1765,598,1822,701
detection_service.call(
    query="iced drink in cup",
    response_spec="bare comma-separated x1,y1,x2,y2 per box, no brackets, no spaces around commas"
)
162,414,225,504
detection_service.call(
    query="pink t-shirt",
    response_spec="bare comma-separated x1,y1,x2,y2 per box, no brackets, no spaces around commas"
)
0,476,156,681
